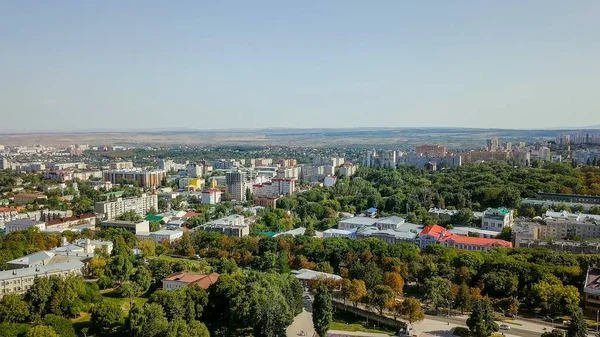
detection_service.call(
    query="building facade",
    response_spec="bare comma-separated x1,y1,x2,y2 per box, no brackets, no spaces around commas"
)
94,193,158,220
481,208,513,232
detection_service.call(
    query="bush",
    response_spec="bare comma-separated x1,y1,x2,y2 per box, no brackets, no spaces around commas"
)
97,276,113,290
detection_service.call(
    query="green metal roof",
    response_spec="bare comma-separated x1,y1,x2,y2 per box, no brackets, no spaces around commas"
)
497,207,510,214
145,215,163,221
258,231,277,237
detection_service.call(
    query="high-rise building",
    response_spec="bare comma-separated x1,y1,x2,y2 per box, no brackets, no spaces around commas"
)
486,138,499,152
415,145,447,157
504,142,512,152
103,169,166,188
225,171,247,201
187,163,203,178
94,193,158,220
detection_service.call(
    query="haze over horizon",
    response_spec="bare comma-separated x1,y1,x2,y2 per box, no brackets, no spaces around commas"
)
1,1,599,131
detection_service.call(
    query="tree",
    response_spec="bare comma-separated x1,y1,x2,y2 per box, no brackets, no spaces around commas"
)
90,301,124,334
43,314,76,337
132,266,152,295
128,303,169,337
495,227,512,241
313,285,332,337
26,325,57,337
106,254,134,285
455,283,472,314
305,223,316,237
138,239,156,258
177,232,195,257
0,294,29,323
423,276,450,311
466,300,498,337
542,329,565,337
347,279,367,307
150,221,161,232
566,308,587,337
401,298,425,323
369,285,395,315
384,272,404,296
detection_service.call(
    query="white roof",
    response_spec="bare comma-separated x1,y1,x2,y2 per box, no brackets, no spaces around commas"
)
152,229,183,236
7,251,55,265
450,227,500,237
323,228,355,235
339,217,377,226
0,260,83,281
291,269,342,281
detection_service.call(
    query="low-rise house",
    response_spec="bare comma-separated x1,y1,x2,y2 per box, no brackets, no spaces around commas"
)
323,228,356,239
100,220,150,234
481,207,514,232
416,225,512,251
45,213,98,229
0,260,84,297
6,251,56,270
163,272,220,291
137,229,184,243
192,215,249,237
5,219,46,233
13,193,48,205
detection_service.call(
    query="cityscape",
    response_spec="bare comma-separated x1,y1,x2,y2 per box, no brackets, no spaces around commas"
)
2,2,600,337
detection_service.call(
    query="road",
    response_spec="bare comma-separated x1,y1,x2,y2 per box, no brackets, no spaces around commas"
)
422,314,543,337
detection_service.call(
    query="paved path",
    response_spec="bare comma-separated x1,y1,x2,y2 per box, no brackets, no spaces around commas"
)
288,293,316,337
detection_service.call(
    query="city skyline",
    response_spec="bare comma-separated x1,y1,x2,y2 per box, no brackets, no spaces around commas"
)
1,1,599,131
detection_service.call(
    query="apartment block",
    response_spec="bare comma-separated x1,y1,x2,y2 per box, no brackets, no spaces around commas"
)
94,193,158,220
103,169,166,188
225,171,247,201
100,220,150,234
193,215,249,237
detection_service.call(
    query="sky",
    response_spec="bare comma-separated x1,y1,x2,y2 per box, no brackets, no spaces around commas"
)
1,1,599,131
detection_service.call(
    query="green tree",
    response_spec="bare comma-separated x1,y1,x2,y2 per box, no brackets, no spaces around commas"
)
423,276,451,311
150,221,161,232
455,283,472,314
106,254,134,285
542,329,565,337
466,300,498,337
305,223,316,237
43,314,76,337
369,285,395,315
90,301,124,334
566,308,587,337
177,231,195,257
132,266,152,295
495,227,512,241
128,303,169,337
26,325,57,337
0,294,30,323
313,285,332,337
401,298,425,323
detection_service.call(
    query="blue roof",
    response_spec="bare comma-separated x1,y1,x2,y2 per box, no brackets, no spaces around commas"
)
366,208,377,213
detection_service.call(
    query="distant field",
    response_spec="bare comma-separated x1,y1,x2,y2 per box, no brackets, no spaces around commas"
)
0,127,571,147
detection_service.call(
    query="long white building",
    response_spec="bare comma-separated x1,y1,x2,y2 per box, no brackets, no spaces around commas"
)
94,193,158,220
0,260,84,297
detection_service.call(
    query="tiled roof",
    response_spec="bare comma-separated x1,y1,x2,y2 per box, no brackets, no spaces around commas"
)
420,224,447,237
164,272,220,289
440,235,512,247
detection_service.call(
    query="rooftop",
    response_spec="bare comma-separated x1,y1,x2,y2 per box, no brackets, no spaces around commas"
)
164,272,220,289
585,268,600,295
0,260,84,281
291,269,342,281
7,251,55,266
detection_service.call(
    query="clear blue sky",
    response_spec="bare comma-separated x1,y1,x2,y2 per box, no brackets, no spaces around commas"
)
1,1,599,131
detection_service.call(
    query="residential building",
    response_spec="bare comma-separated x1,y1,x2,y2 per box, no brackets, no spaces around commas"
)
103,169,166,188
252,178,295,197
0,260,84,297
338,163,357,177
428,208,458,222
94,193,158,220
584,268,600,315
415,225,512,251
276,166,300,179
163,272,220,291
462,151,509,164
179,178,204,190
5,219,46,233
14,193,48,205
193,215,248,237
486,138,499,152
186,163,204,178
225,171,247,201
46,213,98,229
253,196,279,208
109,161,134,170
100,220,150,234
6,251,56,270
516,239,600,254
137,229,184,243
538,146,551,161
375,216,405,230
415,145,447,157
324,175,337,187
481,207,513,232
201,189,222,204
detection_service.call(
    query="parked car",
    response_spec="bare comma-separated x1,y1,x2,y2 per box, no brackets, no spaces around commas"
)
499,324,511,330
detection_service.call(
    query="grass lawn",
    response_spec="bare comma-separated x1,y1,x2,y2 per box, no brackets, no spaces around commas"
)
100,288,148,312
330,310,397,335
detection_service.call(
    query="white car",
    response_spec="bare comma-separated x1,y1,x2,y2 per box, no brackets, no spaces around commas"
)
499,324,511,330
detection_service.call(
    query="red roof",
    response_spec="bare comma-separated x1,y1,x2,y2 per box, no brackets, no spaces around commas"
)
164,272,220,289
420,224,447,237
184,212,200,218
440,235,512,248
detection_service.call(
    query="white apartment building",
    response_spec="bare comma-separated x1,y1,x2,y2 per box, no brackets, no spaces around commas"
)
94,193,158,220
193,215,249,237
0,260,84,297
515,219,600,243
5,219,46,233
252,178,296,197
481,207,514,232
276,167,300,179
338,163,357,177
201,189,222,204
